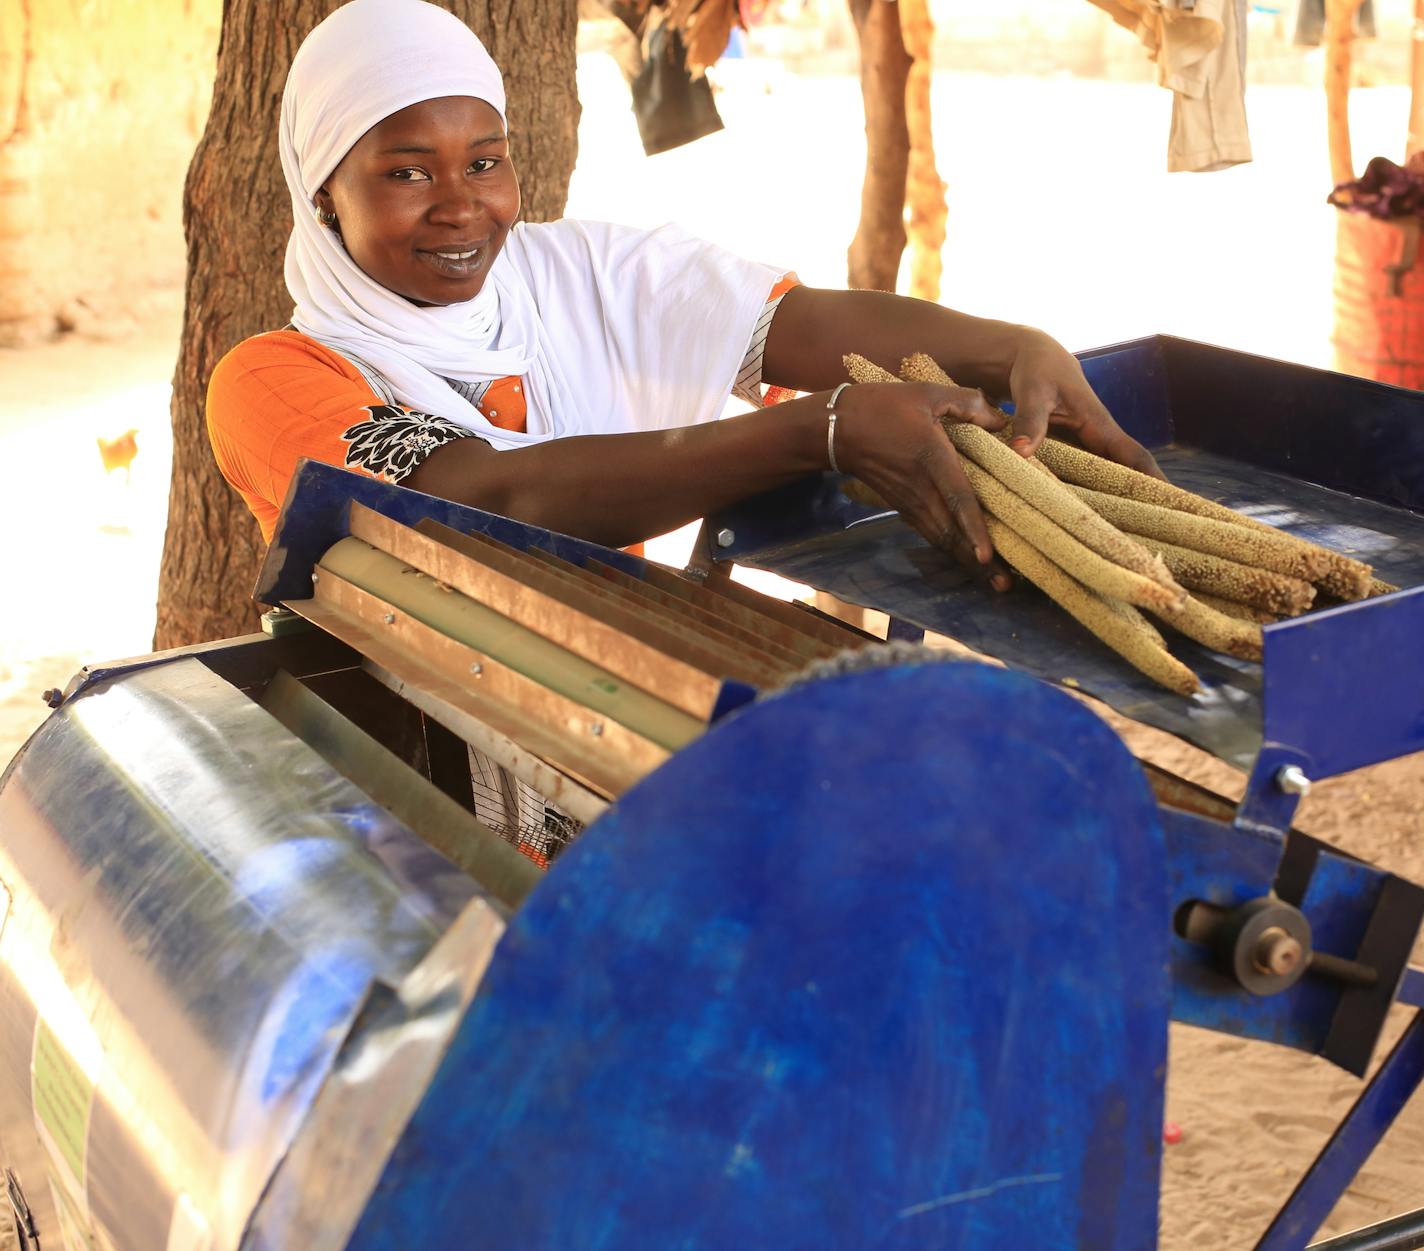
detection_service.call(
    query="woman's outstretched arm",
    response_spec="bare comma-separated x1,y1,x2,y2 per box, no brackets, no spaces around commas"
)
406,379,1011,584
761,286,1163,478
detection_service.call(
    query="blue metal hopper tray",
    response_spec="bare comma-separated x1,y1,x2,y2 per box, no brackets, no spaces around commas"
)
711,336,1424,797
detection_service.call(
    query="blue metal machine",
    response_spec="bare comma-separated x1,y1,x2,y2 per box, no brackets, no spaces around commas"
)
0,338,1420,1250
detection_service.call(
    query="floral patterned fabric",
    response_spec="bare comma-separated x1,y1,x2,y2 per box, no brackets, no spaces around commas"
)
340,404,475,482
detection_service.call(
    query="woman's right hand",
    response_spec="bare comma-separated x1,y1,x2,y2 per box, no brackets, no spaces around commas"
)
831,382,1013,590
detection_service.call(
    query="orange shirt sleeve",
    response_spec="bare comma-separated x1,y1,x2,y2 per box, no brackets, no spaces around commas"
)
207,330,481,543
748,274,802,408
768,274,799,302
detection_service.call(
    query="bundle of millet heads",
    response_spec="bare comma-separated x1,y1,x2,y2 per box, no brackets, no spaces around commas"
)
841,352,1392,696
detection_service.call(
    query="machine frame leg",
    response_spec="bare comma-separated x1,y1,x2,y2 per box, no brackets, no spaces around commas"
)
1254,1010,1424,1251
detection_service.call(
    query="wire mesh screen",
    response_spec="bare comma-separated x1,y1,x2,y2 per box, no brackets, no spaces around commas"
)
468,748,584,868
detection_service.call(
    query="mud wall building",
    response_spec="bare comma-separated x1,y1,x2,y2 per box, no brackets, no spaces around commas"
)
0,0,220,345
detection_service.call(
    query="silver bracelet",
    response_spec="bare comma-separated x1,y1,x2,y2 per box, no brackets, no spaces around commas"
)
826,382,851,473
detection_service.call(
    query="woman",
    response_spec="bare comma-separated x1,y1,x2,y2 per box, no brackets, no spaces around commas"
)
207,0,1160,591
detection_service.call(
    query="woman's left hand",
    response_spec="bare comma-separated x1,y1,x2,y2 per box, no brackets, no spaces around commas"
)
1003,330,1166,480
762,287,1166,479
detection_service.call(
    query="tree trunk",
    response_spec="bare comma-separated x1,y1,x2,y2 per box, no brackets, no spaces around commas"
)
154,0,580,649
847,0,911,293
898,0,946,302
1324,0,1366,187
1412,0,1424,161
1412,0,1424,160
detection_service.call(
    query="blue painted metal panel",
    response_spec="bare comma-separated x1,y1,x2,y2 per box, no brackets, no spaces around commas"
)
258,459,647,607
348,661,1173,1251
1160,808,1390,1058
1401,967,1424,1008
1253,1011,1424,1251
1032,333,1424,511
1075,336,1176,449
1259,588,1424,782
710,471,874,565
1160,337,1424,512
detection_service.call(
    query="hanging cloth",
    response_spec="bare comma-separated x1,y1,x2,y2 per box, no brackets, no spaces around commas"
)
1087,0,1253,172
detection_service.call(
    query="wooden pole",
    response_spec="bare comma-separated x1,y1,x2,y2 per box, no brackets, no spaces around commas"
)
1409,0,1424,159
898,0,946,302
1324,0,1367,187
847,0,912,292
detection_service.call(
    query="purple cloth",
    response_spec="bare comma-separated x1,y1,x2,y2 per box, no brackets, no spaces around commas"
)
1329,155,1424,221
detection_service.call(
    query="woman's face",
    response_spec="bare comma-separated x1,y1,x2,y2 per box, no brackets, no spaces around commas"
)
316,95,520,307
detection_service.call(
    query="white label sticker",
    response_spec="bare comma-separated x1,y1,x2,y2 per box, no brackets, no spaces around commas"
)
31,1019,95,1247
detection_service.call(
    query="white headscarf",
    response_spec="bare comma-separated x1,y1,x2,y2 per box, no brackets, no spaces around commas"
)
280,0,782,450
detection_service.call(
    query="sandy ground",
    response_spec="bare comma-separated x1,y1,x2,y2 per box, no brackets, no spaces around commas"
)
1,51,1421,1248
0,298,178,769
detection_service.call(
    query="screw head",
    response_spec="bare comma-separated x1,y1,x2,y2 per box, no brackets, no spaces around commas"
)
1251,926,1304,978
469,662,483,676
716,528,735,548
1275,764,1312,796
590,721,605,737
382,612,396,625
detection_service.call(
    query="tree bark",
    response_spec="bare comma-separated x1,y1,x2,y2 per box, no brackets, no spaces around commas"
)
154,0,580,649
1324,0,1367,187
898,0,945,302
1412,0,1424,160
847,0,911,293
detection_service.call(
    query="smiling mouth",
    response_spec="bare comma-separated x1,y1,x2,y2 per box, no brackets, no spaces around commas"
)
419,243,488,277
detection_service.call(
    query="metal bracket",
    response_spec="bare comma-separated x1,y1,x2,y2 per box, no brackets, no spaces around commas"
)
260,606,314,638
1235,745,1314,837
683,518,721,583
1269,829,1424,1076
885,617,925,645
1321,876,1424,1076
1271,830,1332,908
